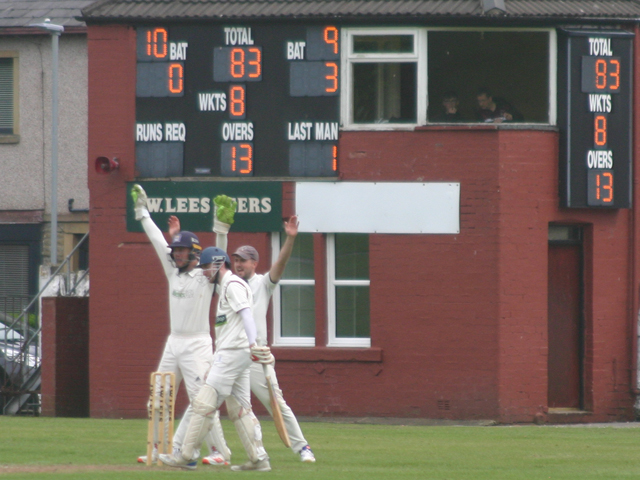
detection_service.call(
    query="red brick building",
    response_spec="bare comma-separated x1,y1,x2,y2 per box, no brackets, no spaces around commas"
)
78,0,640,423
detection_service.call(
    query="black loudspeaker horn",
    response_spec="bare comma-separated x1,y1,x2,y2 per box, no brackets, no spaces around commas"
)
95,156,119,174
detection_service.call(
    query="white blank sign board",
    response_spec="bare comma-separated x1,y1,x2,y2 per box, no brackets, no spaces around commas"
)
295,182,460,234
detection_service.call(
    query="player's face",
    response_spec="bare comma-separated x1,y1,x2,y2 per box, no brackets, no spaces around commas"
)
200,262,223,281
171,247,191,268
477,94,492,109
233,256,257,281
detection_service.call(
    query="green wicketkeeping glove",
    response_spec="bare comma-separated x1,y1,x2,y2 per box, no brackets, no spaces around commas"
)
131,184,149,220
213,195,237,235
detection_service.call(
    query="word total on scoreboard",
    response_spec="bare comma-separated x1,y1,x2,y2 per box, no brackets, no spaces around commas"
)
135,24,340,178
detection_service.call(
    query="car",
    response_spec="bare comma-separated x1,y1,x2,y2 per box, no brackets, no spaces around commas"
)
0,325,40,387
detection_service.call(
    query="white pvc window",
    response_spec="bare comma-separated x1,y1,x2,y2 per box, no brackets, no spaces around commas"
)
341,28,427,130
341,27,556,128
272,232,315,346
327,233,370,347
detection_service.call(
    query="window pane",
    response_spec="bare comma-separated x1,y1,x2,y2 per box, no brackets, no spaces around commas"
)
335,286,370,338
335,233,369,280
281,232,314,280
281,285,315,337
427,31,549,123
0,58,13,134
353,63,416,124
0,245,29,318
353,35,414,54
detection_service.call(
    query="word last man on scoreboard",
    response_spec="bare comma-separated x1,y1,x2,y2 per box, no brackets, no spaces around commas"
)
135,24,341,178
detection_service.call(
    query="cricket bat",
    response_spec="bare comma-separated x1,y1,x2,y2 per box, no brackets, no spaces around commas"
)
264,364,291,448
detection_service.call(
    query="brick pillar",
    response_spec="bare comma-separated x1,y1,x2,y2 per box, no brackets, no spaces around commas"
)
41,297,89,417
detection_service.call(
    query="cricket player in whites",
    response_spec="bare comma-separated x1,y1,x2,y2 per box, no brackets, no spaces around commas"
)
131,184,229,466
176,195,316,463
160,246,273,471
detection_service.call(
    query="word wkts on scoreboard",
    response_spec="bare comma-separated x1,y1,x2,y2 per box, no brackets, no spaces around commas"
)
135,25,340,178
558,29,633,208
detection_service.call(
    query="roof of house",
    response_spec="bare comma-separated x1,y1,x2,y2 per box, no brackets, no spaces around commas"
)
81,0,640,23
0,0,94,30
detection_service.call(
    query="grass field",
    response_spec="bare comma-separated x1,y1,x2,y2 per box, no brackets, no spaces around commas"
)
1,416,640,479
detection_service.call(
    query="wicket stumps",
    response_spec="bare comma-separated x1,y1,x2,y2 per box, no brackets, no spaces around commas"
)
146,371,176,466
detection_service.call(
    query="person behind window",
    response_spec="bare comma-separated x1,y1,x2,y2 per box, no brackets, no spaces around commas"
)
476,88,523,123
432,91,464,123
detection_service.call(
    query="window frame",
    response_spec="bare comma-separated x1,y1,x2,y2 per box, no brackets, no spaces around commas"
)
271,232,316,347
0,51,19,142
341,27,427,130
326,233,371,348
340,27,557,129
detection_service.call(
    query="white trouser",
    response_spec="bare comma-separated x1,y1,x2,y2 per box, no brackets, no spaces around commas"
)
154,333,220,453
205,348,267,462
249,361,308,453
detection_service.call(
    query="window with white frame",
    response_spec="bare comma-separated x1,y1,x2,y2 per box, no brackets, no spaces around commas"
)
272,232,371,348
341,28,555,128
341,28,427,129
327,233,370,347
0,54,18,136
272,232,316,346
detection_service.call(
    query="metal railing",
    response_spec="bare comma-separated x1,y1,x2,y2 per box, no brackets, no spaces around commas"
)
1,232,89,415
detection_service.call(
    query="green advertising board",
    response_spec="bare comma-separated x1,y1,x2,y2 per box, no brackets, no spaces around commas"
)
126,181,282,233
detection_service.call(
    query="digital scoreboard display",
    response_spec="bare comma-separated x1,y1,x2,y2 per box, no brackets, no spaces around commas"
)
135,25,340,178
558,29,633,208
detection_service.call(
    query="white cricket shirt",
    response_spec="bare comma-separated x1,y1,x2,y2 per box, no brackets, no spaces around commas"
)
247,273,277,346
141,215,215,335
215,270,253,350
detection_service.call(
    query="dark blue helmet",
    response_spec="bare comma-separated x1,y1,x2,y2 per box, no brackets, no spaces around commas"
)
199,246,231,269
169,231,201,251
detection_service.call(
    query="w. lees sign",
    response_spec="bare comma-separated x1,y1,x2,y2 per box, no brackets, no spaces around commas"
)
126,181,282,232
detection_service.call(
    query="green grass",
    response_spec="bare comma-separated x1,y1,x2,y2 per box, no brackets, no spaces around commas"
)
1,417,639,479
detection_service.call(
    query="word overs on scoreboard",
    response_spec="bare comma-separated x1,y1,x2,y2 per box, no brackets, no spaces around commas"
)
582,36,619,206
558,29,632,208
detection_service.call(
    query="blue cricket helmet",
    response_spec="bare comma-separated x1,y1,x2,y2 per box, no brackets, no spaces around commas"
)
199,246,231,268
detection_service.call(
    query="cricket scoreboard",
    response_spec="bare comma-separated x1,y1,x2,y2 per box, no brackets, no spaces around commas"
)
135,24,340,178
558,29,633,208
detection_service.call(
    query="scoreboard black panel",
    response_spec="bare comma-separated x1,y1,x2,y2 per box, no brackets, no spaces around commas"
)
135,24,340,178
558,29,634,208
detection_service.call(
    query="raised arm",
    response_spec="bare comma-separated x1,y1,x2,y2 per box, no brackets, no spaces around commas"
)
213,194,237,253
268,215,298,284
131,184,174,277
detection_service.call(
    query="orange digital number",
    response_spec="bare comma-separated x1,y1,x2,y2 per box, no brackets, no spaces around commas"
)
325,62,338,93
609,59,620,91
229,85,245,117
231,144,253,174
324,26,339,54
594,115,607,146
595,59,607,90
332,145,338,171
248,48,261,78
168,63,183,93
147,28,168,59
596,172,613,202
230,48,245,78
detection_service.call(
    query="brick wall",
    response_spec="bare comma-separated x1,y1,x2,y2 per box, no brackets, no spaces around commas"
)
86,25,637,422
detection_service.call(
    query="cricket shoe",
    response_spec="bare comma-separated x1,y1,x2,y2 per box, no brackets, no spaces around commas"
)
158,453,197,470
230,458,271,472
202,449,229,466
137,447,158,464
299,445,316,463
